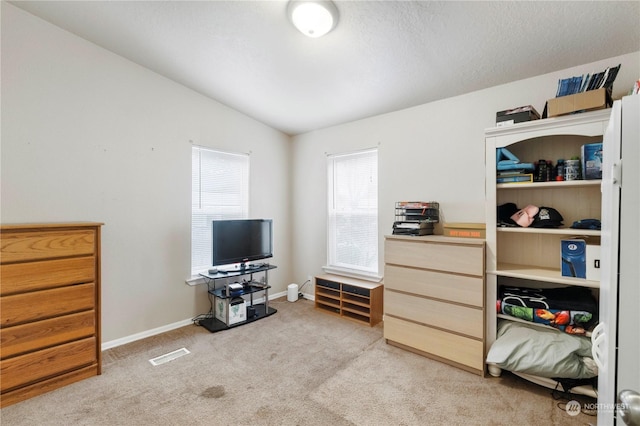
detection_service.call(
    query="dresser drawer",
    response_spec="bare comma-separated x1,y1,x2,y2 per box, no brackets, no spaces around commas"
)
1,283,95,327
1,311,96,359
384,264,483,307
0,229,95,264
0,257,96,296
384,316,483,372
385,290,483,338
0,337,97,392
385,239,484,276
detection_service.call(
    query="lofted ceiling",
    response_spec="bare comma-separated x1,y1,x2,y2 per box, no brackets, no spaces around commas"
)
9,1,640,136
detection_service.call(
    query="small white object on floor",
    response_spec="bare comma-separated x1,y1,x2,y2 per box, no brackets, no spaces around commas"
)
287,283,299,302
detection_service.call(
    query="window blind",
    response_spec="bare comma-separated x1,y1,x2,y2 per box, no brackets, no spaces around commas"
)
327,148,378,274
191,146,249,274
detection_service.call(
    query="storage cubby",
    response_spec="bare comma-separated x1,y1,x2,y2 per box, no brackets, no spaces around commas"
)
314,274,383,326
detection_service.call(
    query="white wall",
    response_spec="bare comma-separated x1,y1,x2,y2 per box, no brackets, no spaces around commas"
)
290,51,639,282
1,3,293,343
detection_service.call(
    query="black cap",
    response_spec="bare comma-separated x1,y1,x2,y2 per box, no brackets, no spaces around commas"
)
497,203,518,225
531,206,564,228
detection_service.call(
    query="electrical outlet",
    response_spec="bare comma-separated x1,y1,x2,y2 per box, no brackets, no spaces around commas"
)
307,275,312,283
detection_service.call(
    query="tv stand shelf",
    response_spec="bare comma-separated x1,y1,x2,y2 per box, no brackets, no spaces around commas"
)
198,264,277,333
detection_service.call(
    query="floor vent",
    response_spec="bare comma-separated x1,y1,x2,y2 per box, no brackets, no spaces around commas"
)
149,347,190,366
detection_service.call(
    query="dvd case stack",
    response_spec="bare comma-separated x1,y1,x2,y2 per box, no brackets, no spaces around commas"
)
393,201,439,236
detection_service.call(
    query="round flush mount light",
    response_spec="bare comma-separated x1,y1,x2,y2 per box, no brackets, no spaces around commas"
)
287,0,339,38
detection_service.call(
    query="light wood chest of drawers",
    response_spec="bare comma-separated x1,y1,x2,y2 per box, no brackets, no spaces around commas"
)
0,222,102,407
384,235,485,375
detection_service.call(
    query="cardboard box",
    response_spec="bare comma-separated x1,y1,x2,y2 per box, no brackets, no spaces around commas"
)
561,239,587,279
215,296,247,325
586,244,601,281
582,142,603,180
443,223,486,239
547,88,610,118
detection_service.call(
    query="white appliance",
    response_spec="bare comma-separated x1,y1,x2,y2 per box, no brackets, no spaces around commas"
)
593,94,640,425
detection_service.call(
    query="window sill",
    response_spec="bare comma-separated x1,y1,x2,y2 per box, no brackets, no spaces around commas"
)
185,276,205,286
321,266,382,283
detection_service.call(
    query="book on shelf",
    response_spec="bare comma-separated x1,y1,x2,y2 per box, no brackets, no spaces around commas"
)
555,64,621,97
496,173,533,184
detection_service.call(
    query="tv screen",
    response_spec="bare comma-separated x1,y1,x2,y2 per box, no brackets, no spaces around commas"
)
212,219,273,267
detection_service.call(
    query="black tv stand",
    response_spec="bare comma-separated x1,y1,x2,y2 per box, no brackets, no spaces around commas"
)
198,264,277,333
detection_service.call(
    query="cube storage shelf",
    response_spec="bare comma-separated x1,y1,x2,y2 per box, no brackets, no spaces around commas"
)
314,274,383,326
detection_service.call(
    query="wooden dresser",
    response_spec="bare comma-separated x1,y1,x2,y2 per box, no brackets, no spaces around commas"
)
384,234,485,375
0,222,102,407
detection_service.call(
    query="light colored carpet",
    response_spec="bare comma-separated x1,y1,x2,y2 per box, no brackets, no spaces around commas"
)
1,298,596,425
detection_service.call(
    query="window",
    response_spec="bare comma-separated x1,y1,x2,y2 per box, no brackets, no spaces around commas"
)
327,148,378,277
191,146,249,275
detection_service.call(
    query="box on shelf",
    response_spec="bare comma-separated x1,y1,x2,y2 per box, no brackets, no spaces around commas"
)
547,88,611,118
215,296,247,325
582,142,603,180
443,223,486,239
496,105,540,126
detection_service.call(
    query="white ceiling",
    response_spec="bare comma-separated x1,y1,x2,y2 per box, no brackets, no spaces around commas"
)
10,1,640,135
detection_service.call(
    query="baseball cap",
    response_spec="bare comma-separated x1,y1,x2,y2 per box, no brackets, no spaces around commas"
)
531,206,564,228
510,205,539,227
497,203,519,225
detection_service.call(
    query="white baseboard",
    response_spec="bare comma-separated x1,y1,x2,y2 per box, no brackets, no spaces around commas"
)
101,318,193,351
101,292,291,351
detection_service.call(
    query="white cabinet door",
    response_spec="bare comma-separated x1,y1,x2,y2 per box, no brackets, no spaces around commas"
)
598,95,640,426
616,95,640,425
598,99,622,425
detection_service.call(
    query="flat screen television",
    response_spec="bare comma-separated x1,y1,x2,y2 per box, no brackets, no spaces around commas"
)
212,219,273,268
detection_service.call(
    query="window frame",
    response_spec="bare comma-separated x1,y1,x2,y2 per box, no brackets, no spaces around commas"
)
324,148,380,281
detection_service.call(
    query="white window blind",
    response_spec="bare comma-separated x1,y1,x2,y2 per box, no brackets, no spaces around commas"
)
327,148,378,275
191,147,249,274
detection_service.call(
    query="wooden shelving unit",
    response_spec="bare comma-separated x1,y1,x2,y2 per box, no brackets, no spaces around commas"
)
484,108,610,347
314,274,383,326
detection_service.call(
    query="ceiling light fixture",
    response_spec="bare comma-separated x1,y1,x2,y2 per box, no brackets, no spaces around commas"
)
287,0,339,38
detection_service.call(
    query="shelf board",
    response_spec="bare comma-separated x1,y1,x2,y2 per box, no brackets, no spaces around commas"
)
496,179,601,190
489,263,599,288
316,299,340,309
497,227,601,237
341,297,369,308
342,306,371,317
316,291,340,300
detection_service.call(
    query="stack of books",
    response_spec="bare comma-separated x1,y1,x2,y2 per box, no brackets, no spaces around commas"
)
556,64,621,97
496,171,533,184
496,147,534,184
